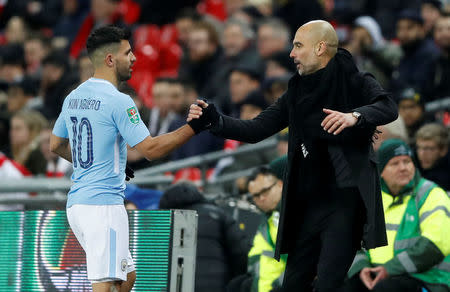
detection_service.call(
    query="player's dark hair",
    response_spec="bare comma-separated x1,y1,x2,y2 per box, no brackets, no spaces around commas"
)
86,26,131,56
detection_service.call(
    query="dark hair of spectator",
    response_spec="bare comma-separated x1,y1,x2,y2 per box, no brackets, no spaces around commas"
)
86,26,131,57
42,51,69,70
192,21,220,46
176,7,201,22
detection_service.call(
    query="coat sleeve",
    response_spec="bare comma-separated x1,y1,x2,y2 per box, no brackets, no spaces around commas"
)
211,93,289,143
352,73,398,129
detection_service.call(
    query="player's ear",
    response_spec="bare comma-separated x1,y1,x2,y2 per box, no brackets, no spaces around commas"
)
105,53,114,67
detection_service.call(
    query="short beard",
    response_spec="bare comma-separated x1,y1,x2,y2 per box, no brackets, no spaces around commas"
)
116,69,131,82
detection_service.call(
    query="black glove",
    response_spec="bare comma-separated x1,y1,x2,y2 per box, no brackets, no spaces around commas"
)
188,100,220,134
125,164,134,181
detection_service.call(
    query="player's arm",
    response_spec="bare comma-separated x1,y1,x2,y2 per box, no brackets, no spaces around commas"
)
50,134,72,163
134,125,195,160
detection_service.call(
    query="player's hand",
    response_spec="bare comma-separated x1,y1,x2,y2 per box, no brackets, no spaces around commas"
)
125,164,134,181
321,108,358,135
187,99,208,122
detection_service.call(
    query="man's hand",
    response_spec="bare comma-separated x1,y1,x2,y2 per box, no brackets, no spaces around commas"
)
125,164,134,181
321,108,358,135
369,266,389,288
359,267,375,290
187,99,220,133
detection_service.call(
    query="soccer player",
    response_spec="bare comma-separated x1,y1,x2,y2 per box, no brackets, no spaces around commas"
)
50,26,199,292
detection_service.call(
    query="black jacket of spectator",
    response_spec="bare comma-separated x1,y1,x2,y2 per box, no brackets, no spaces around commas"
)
40,71,78,120
391,39,439,94
159,183,250,292
423,54,450,102
419,152,450,191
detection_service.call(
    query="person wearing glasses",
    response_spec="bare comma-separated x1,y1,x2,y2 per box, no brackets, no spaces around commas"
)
227,155,287,292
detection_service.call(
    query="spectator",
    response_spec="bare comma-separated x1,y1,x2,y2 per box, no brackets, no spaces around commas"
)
6,0,61,29
8,110,47,175
225,0,247,18
262,75,290,105
69,0,125,59
415,123,450,191
421,0,443,39
345,16,402,89
77,52,94,83
178,20,223,97
24,33,50,77
124,184,163,210
39,123,72,177
265,51,296,78
0,44,26,83
206,18,261,111
228,65,262,117
159,182,250,292
2,16,28,45
238,156,287,292
397,87,427,144
53,0,90,49
345,139,450,292
276,129,289,157
39,51,79,120
174,8,201,51
256,18,290,59
391,9,440,94
424,14,450,102
7,77,42,114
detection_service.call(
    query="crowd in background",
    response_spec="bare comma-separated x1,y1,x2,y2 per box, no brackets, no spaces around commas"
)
0,1,450,291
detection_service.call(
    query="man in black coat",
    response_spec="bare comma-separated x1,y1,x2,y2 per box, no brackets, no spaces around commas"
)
188,20,398,292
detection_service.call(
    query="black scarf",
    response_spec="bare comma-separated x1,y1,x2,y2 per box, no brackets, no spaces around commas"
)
287,48,363,195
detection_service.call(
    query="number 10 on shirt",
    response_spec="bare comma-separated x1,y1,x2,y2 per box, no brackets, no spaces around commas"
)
70,116,94,169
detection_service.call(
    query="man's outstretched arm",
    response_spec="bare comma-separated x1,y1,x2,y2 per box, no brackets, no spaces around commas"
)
50,134,72,163
134,125,195,160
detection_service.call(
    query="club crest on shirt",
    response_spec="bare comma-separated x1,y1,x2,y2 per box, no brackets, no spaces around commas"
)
127,106,140,124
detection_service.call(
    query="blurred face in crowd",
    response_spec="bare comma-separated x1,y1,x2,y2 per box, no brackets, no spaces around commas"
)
10,116,31,147
223,24,248,57
398,99,423,127
40,128,58,161
0,64,24,83
229,71,260,104
396,19,424,46
346,26,373,55
434,16,450,50
416,139,447,169
277,140,288,156
188,29,216,62
265,60,289,78
24,39,48,70
168,83,185,114
91,0,119,22
7,87,29,113
176,17,194,47
5,17,27,44
421,3,441,34
381,155,415,194
41,63,64,90
79,55,95,82
258,25,286,58
63,0,78,14
225,0,246,16
240,104,262,120
152,81,172,117
248,173,282,213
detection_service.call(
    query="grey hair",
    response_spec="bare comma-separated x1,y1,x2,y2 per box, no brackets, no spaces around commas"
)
258,18,291,43
224,17,255,40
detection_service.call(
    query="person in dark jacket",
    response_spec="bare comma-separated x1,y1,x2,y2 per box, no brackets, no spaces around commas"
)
415,123,450,191
187,20,398,292
159,182,250,292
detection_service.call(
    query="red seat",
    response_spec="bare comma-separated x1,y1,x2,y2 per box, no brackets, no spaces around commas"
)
159,43,182,75
133,44,160,74
128,71,154,108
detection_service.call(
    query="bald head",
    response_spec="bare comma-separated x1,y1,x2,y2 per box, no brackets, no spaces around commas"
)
299,20,338,56
290,20,339,75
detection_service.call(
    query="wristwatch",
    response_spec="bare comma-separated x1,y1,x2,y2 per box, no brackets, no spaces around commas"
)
352,111,361,121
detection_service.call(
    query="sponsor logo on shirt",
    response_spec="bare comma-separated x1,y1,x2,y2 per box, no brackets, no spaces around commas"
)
127,106,140,124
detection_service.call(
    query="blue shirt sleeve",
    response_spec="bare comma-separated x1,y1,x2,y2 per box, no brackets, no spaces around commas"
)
113,94,150,147
52,113,68,138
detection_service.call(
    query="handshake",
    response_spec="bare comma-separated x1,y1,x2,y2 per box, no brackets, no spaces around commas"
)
187,99,221,134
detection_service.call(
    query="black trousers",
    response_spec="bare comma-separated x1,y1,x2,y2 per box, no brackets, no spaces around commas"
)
281,187,365,292
342,274,424,292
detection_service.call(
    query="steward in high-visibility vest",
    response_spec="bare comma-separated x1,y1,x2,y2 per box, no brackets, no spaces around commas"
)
346,139,450,292
247,156,287,292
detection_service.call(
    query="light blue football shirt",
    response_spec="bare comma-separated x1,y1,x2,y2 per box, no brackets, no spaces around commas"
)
53,78,150,208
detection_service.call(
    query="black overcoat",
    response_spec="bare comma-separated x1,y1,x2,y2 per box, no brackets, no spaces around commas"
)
211,70,398,260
